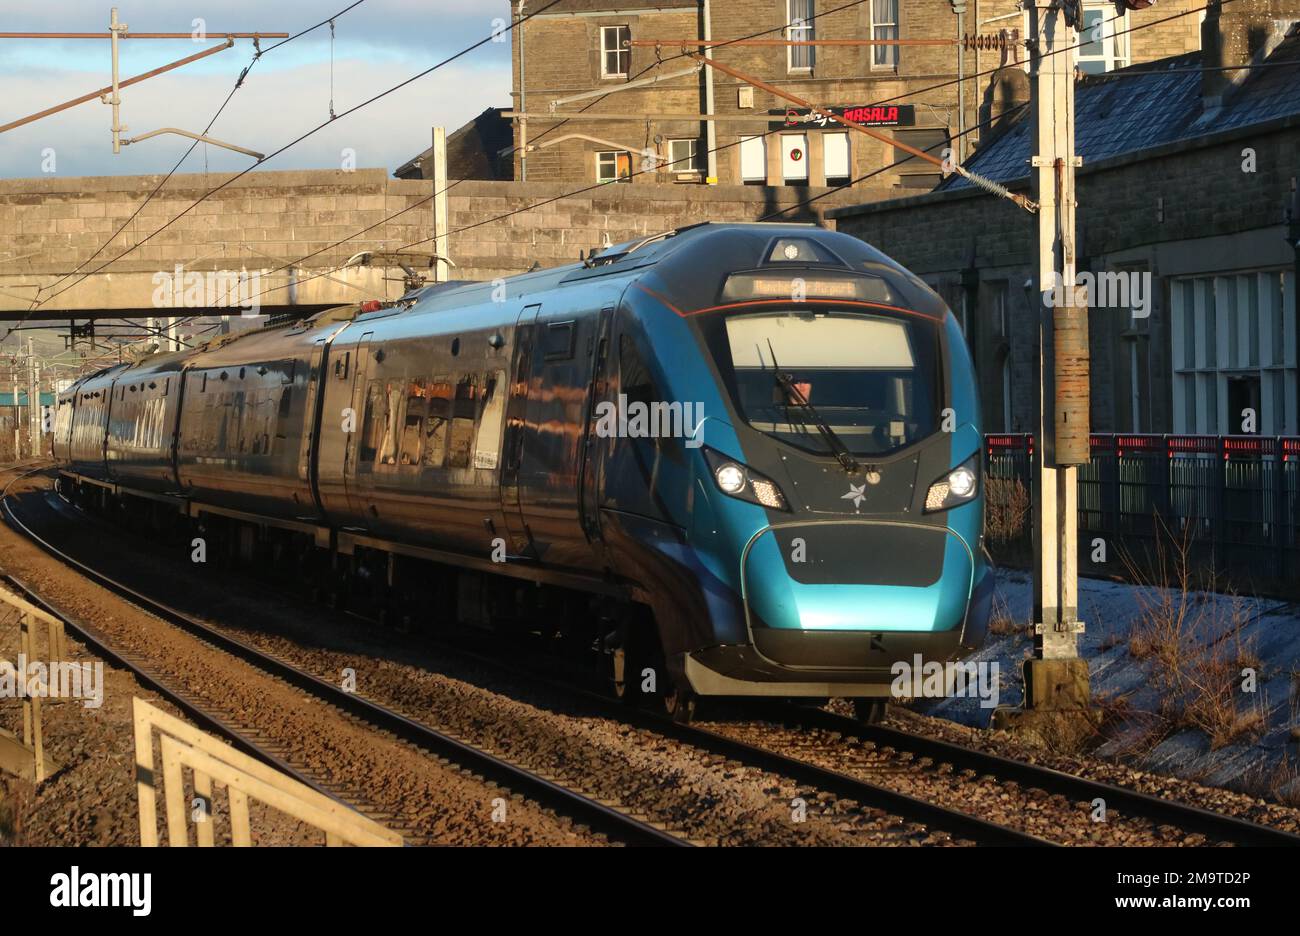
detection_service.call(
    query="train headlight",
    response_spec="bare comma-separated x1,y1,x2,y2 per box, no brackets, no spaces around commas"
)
704,448,789,511
925,455,980,513
715,463,747,495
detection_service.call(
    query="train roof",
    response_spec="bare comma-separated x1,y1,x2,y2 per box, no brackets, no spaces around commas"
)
388,221,946,321
61,224,947,392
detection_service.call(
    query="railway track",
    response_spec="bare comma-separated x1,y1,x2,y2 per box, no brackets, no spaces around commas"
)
772,706,1300,848
0,467,691,848
5,468,1048,846
12,465,1299,846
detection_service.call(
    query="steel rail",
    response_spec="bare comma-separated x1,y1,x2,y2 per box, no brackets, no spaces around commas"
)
779,706,1300,848
0,470,692,848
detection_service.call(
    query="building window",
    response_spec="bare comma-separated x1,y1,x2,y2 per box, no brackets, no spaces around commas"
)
740,135,767,183
1171,271,1296,434
668,138,701,174
1001,354,1013,431
601,25,631,78
787,0,814,72
596,150,632,183
892,127,948,190
1075,3,1129,75
781,134,808,184
989,280,1009,338
871,0,899,69
823,131,850,186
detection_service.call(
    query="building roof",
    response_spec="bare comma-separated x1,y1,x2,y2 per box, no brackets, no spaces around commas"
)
394,107,514,181
941,25,1300,194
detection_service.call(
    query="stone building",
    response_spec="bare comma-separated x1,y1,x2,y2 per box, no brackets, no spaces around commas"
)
500,0,1206,191
829,4,1300,437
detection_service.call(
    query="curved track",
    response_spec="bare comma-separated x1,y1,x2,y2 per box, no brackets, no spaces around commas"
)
15,465,1300,846
1,466,690,847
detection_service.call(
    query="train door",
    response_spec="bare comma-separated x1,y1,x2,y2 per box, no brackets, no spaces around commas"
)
500,305,539,555
299,337,330,514
342,331,374,523
578,304,615,547
516,307,600,566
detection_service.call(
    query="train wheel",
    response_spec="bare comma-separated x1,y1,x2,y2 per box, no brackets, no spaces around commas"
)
662,683,697,724
598,624,639,705
609,645,631,700
852,699,888,725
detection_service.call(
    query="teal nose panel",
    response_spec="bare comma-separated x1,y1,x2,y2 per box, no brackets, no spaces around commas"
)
741,522,974,633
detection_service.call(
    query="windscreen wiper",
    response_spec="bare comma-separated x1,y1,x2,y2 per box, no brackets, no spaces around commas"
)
766,340,861,474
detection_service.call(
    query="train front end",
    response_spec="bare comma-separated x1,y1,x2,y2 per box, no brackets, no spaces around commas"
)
624,226,994,713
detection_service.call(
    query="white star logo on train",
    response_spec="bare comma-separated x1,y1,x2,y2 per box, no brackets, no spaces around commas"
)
841,483,867,509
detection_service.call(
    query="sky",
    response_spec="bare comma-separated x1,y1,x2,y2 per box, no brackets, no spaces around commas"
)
0,0,515,179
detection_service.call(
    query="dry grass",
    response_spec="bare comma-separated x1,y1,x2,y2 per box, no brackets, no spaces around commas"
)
0,785,19,846
985,476,1030,546
986,588,1026,637
1121,518,1268,750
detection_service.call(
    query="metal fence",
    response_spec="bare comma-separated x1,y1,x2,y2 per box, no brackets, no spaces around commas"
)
984,433,1300,587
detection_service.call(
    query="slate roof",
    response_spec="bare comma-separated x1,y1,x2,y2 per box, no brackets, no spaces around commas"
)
943,25,1300,193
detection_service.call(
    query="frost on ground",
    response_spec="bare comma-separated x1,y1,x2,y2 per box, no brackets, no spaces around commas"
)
918,567,1300,804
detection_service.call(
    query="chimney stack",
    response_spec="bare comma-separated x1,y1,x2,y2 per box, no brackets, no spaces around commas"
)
1202,0,1300,106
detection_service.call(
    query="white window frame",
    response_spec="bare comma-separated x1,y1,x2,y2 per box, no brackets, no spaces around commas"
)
667,138,701,175
740,135,767,183
871,0,899,70
600,25,631,78
596,150,632,183
822,131,850,184
1170,270,1296,434
1075,3,1129,75
786,0,814,72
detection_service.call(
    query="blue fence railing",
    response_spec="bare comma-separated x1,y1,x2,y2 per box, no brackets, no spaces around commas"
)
983,433,1300,584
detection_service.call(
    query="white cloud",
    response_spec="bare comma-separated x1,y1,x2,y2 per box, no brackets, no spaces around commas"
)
0,0,513,178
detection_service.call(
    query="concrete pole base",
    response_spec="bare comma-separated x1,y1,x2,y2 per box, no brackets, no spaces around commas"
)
991,658,1099,750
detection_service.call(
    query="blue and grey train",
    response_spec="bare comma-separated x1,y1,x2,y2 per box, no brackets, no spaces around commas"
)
52,222,993,722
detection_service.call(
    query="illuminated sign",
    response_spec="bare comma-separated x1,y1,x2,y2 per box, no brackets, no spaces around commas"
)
771,104,916,129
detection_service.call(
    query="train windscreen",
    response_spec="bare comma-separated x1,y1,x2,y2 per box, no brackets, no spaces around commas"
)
710,309,942,457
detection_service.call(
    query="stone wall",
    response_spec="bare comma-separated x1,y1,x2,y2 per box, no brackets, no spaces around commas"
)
0,167,865,315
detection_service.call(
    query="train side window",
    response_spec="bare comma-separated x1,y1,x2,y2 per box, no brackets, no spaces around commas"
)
400,379,427,465
359,382,385,465
380,383,403,465
619,332,660,406
473,371,507,470
543,321,576,360
447,376,477,468
424,379,452,467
